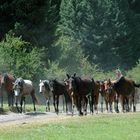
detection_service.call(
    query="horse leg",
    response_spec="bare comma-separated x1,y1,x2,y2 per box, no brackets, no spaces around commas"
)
78,96,83,116
71,96,75,116
109,101,113,113
23,97,26,113
105,100,108,112
1,91,3,109
130,95,136,112
48,96,50,112
125,97,129,112
114,95,119,113
56,95,59,114
53,94,56,113
8,94,11,107
120,95,124,112
46,98,49,112
15,97,21,113
11,92,14,107
100,95,104,113
65,97,68,114
83,96,88,115
30,92,36,112
62,95,66,113
133,94,136,112
89,95,93,114
20,97,23,113
95,95,99,114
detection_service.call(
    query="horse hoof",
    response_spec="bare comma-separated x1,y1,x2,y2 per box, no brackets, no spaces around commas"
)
79,112,83,116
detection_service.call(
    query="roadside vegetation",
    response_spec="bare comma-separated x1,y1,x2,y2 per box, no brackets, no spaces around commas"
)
0,112,140,140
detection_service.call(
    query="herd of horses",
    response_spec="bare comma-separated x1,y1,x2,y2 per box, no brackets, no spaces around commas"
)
0,73,140,116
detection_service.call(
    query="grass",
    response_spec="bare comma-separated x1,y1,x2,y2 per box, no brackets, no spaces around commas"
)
0,112,140,140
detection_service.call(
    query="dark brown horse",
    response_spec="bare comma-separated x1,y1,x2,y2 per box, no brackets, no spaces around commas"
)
64,78,88,116
66,73,94,116
13,78,38,113
1,73,16,107
111,77,140,112
49,79,72,114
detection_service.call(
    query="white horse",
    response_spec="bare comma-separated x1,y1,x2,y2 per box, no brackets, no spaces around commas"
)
13,78,38,113
39,80,53,112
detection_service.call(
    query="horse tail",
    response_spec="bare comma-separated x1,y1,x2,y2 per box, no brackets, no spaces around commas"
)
133,82,140,88
31,90,40,105
33,94,40,105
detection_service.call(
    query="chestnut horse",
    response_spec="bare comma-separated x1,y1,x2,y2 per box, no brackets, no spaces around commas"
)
66,73,94,116
101,79,119,113
111,77,140,112
1,73,16,107
91,80,101,114
13,78,38,113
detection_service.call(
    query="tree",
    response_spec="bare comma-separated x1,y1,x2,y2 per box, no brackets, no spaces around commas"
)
0,32,44,80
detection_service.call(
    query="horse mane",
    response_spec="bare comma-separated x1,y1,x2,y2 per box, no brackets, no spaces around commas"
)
114,77,125,88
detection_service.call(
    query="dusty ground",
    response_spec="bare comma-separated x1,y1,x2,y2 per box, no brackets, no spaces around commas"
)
0,103,140,128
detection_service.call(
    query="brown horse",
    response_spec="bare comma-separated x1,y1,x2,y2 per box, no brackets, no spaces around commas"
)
101,79,119,113
111,77,140,112
13,78,38,113
64,78,88,116
48,79,72,114
91,80,101,114
1,73,16,107
66,73,93,116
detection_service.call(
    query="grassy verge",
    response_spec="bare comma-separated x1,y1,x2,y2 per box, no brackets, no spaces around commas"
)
0,113,140,140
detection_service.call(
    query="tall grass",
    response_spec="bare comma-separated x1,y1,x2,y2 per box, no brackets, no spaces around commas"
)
0,113,140,140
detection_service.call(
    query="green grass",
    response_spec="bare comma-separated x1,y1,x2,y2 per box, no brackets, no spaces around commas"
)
0,103,55,113
0,113,140,140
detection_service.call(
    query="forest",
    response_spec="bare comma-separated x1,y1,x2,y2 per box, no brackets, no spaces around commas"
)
0,0,140,82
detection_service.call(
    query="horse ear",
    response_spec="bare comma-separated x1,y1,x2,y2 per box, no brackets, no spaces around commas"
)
73,73,76,77
66,74,70,79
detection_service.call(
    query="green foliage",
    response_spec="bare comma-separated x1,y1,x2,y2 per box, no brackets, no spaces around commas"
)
44,60,66,79
0,0,140,80
0,32,44,80
126,60,140,82
58,0,140,70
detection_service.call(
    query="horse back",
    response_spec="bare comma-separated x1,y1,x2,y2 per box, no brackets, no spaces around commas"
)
22,82,34,95
75,77,93,95
114,77,135,96
52,80,67,95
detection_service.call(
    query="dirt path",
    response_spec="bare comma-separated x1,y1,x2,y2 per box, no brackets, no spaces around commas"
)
0,111,67,123
0,103,140,128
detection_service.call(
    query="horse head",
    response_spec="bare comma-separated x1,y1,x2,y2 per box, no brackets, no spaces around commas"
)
1,73,8,85
104,79,113,94
39,80,51,94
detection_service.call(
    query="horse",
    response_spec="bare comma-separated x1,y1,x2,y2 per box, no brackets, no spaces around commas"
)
64,78,88,116
111,76,140,112
101,79,119,113
0,73,16,107
13,78,38,113
91,80,101,114
39,80,53,112
49,79,72,114
66,73,94,116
